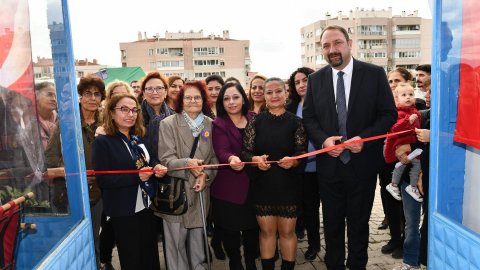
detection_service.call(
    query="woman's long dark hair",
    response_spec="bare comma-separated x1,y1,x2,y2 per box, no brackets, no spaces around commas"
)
215,83,249,117
288,67,315,104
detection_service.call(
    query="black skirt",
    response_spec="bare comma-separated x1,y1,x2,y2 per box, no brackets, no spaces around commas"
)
211,196,257,231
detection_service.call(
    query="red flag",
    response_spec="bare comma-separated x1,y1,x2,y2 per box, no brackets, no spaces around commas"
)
0,0,35,101
454,0,480,149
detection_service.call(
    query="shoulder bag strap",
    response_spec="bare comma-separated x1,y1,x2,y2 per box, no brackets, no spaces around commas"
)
189,136,200,158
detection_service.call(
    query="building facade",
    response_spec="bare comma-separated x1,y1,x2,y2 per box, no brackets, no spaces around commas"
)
119,30,250,85
33,56,106,82
300,7,432,72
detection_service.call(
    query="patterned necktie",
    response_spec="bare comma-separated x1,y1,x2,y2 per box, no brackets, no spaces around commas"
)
336,71,351,164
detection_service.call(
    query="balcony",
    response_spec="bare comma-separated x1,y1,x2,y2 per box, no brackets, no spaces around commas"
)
393,30,421,35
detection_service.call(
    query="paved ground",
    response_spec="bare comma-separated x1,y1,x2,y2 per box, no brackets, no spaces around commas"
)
111,184,408,270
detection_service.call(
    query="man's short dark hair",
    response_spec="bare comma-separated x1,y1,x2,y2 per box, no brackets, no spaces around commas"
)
320,25,350,42
416,64,431,75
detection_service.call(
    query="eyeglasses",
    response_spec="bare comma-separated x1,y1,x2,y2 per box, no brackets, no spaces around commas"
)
184,96,202,103
82,91,102,99
145,86,166,93
114,106,140,115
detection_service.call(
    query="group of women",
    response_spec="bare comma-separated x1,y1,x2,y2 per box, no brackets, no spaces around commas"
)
70,66,321,270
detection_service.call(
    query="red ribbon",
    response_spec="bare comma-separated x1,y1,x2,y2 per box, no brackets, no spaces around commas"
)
85,129,413,176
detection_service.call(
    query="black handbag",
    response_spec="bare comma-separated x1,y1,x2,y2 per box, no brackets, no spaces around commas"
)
151,136,200,215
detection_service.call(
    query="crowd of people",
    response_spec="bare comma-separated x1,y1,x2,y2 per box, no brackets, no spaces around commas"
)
37,25,432,270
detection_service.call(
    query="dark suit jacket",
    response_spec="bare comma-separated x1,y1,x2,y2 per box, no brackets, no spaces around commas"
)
211,112,254,204
92,134,148,217
303,59,397,180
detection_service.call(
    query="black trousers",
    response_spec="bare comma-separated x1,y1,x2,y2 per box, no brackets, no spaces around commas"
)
110,209,160,270
100,212,115,263
379,162,405,247
419,171,429,266
319,161,376,270
218,225,259,264
297,172,321,250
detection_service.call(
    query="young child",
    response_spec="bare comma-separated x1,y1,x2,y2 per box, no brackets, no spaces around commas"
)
385,83,423,202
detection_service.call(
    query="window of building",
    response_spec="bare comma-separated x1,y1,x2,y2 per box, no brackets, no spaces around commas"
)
193,47,223,56
396,64,418,70
155,60,184,68
316,54,325,65
193,59,223,66
194,71,226,79
164,72,185,77
156,48,169,55
393,38,420,48
358,25,385,35
396,25,420,31
168,48,183,56
394,51,420,58
148,48,154,56
316,28,322,36
357,39,387,49
359,52,387,58
41,66,51,74
121,50,127,60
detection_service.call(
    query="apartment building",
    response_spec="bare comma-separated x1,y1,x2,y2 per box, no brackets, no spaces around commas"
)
33,56,107,81
300,7,432,72
120,30,250,85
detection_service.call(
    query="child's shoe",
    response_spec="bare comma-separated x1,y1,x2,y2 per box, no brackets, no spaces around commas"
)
386,183,402,201
405,185,423,202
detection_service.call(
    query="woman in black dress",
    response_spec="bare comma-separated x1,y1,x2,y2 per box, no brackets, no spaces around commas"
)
241,77,307,270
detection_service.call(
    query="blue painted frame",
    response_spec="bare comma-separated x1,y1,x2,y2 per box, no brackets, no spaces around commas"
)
429,0,480,268
15,0,96,269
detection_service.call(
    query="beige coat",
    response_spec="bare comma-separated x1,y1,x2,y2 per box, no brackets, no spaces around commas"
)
156,113,218,228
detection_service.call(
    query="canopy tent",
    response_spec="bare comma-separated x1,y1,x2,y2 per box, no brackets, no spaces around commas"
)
95,67,146,85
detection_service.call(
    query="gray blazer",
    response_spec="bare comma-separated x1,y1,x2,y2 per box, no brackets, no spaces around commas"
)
156,113,218,228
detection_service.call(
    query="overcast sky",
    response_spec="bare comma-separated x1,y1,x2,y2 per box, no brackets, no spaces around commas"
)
32,0,432,79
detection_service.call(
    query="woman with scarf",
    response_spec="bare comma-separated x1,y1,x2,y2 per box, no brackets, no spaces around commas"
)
140,71,174,176
35,82,57,150
157,80,217,270
92,93,167,269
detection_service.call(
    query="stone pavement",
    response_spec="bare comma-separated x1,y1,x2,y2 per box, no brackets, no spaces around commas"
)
110,184,404,270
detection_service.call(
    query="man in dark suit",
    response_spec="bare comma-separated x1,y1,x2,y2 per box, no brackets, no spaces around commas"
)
303,25,397,270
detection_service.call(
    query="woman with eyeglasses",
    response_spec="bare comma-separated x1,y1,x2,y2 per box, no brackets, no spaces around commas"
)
94,79,135,270
241,77,307,270
157,80,217,270
93,93,167,270
45,74,106,267
247,74,267,114
35,82,57,150
140,72,174,170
